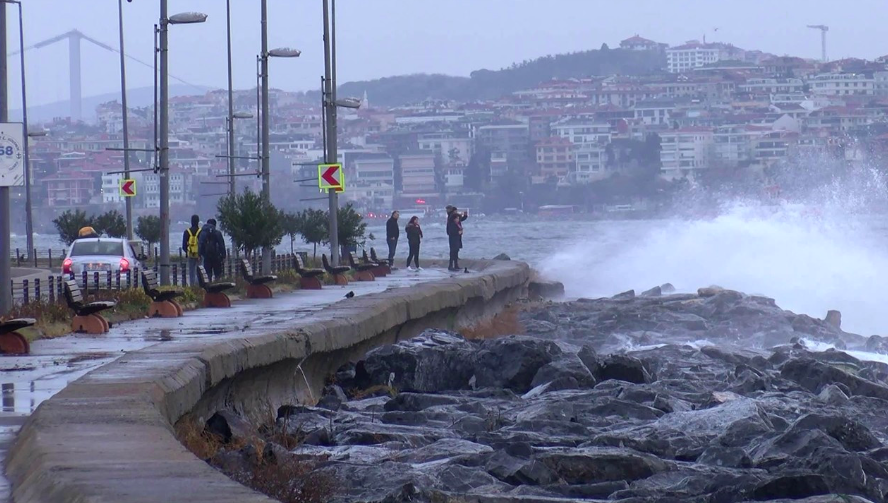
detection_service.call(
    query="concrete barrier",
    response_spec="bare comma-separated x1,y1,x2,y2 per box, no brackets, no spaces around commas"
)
5,260,530,503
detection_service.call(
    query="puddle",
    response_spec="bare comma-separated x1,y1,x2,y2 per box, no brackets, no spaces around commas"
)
182,328,229,335
67,353,113,364
144,329,174,342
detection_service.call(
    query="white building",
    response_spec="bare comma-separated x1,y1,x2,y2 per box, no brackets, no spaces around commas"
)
351,154,395,208
633,100,674,126
667,42,720,73
739,78,804,95
551,118,611,145
619,35,664,52
417,132,472,164
659,128,714,180
573,144,607,183
809,73,875,96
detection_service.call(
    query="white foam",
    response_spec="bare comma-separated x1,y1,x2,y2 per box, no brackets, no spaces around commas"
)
541,199,888,336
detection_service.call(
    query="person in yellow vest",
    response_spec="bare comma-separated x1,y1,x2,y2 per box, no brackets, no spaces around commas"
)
181,214,201,286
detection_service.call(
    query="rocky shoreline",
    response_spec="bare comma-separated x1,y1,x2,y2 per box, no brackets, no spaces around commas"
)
208,287,888,503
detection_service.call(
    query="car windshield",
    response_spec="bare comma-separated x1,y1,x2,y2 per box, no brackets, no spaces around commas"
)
70,241,124,257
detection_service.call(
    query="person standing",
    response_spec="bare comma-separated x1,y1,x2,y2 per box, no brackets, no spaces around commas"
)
447,207,467,271
386,211,400,267
181,214,201,286
198,218,226,282
405,216,423,271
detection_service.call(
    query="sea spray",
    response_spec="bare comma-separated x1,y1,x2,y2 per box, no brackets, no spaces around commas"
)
541,199,888,336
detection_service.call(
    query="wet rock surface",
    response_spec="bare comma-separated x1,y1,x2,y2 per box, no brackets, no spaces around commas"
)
216,289,888,503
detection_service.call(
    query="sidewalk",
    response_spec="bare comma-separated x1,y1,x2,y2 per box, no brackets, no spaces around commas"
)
0,267,450,502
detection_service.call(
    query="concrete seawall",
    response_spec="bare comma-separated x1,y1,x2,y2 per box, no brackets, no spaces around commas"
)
5,260,530,503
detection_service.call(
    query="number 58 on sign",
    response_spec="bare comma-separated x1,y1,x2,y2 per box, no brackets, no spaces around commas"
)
0,123,25,187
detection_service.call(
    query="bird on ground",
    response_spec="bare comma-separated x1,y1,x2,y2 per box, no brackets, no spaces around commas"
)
464,268,469,273
344,291,355,299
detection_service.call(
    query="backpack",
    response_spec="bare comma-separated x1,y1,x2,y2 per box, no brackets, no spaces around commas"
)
203,227,224,261
186,228,201,258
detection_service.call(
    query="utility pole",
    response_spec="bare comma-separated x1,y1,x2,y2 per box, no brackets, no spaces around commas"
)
260,0,271,272
0,2,11,314
158,0,171,284
15,0,33,258
226,0,235,198
118,0,133,239
323,0,340,264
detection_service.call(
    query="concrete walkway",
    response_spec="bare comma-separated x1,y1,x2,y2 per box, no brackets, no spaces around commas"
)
0,267,449,502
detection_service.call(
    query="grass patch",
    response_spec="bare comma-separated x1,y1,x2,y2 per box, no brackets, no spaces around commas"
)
460,306,525,340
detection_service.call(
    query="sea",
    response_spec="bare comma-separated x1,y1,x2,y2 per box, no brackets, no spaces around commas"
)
12,197,888,337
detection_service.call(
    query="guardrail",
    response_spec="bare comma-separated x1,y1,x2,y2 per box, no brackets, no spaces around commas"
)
8,251,312,306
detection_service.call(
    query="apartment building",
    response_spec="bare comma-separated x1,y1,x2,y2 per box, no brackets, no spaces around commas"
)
659,127,714,179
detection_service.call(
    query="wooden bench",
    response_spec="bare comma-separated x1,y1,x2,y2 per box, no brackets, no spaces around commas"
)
294,255,326,290
348,252,376,282
64,279,116,334
240,258,277,298
322,254,350,286
0,318,35,355
142,269,184,318
197,265,235,308
364,248,390,277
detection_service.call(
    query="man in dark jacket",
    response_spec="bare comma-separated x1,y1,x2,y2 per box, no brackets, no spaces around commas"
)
198,218,227,282
386,211,400,266
181,214,201,286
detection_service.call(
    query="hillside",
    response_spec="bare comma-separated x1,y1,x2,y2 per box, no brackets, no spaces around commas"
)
335,47,666,106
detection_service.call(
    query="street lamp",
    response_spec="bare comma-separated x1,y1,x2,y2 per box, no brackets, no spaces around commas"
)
158,3,207,285
118,0,133,240
334,97,362,109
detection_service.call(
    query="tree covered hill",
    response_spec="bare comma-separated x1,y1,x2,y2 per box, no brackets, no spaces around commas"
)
333,46,666,106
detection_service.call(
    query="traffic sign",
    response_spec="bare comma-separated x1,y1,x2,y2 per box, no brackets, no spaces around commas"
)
0,123,25,187
119,178,137,197
318,163,345,191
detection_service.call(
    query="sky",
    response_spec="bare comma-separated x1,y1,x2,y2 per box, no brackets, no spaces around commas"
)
2,0,888,108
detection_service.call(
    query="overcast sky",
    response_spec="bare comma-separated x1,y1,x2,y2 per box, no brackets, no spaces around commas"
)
3,0,887,107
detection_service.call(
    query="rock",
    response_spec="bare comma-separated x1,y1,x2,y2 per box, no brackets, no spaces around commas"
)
577,345,601,376
474,336,562,392
528,279,565,299
640,286,662,297
825,310,842,329
530,354,596,390
357,329,478,392
697,446,752,468
384,392,460,412
392,438,492,464
612,289,636,300
752,474,831,500
817,384,850,405
205,409,254,444
865,335,888,354
789,414,881,452
492,253,511,261
660,283,676,293
698,286,725,297
536,447,670,484
485,450,558,486
317,384,348,410
781,358,888,400
598,354,653,384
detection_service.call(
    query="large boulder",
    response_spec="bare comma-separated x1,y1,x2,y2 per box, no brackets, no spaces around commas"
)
474,336,562,392
780,358,888,400
530,354,597,391
358,330,477,392
598,354,654,384
536,447,670,484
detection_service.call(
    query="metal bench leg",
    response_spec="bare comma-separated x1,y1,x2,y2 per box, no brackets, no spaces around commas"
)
300,277,323,290
356,271,375,282
333,274,349,286
72,314,108,334
149,300,182,318
203,292,231,308
246,284,273,299
0,331,30,355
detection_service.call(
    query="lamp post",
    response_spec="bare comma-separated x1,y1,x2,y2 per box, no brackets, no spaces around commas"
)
227,111,253,197
226,0,235,199
0,2,10,315
259,0,300,273
118,0,133,239
158,5,207,284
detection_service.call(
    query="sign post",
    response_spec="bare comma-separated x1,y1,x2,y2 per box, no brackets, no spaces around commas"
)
119,178,137,197
0,122,24,315
318,163,344,191
0,123,25,187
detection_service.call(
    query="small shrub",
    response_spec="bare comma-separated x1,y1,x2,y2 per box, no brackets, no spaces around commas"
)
231,457,336,503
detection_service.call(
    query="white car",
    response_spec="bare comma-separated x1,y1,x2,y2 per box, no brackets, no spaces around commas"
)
62,238,146,280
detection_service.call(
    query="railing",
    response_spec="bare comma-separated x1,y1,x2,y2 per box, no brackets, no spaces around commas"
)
11,248,68,269
8,250,312,307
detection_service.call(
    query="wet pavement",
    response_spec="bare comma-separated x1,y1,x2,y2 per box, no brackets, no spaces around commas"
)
0,266,450,502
